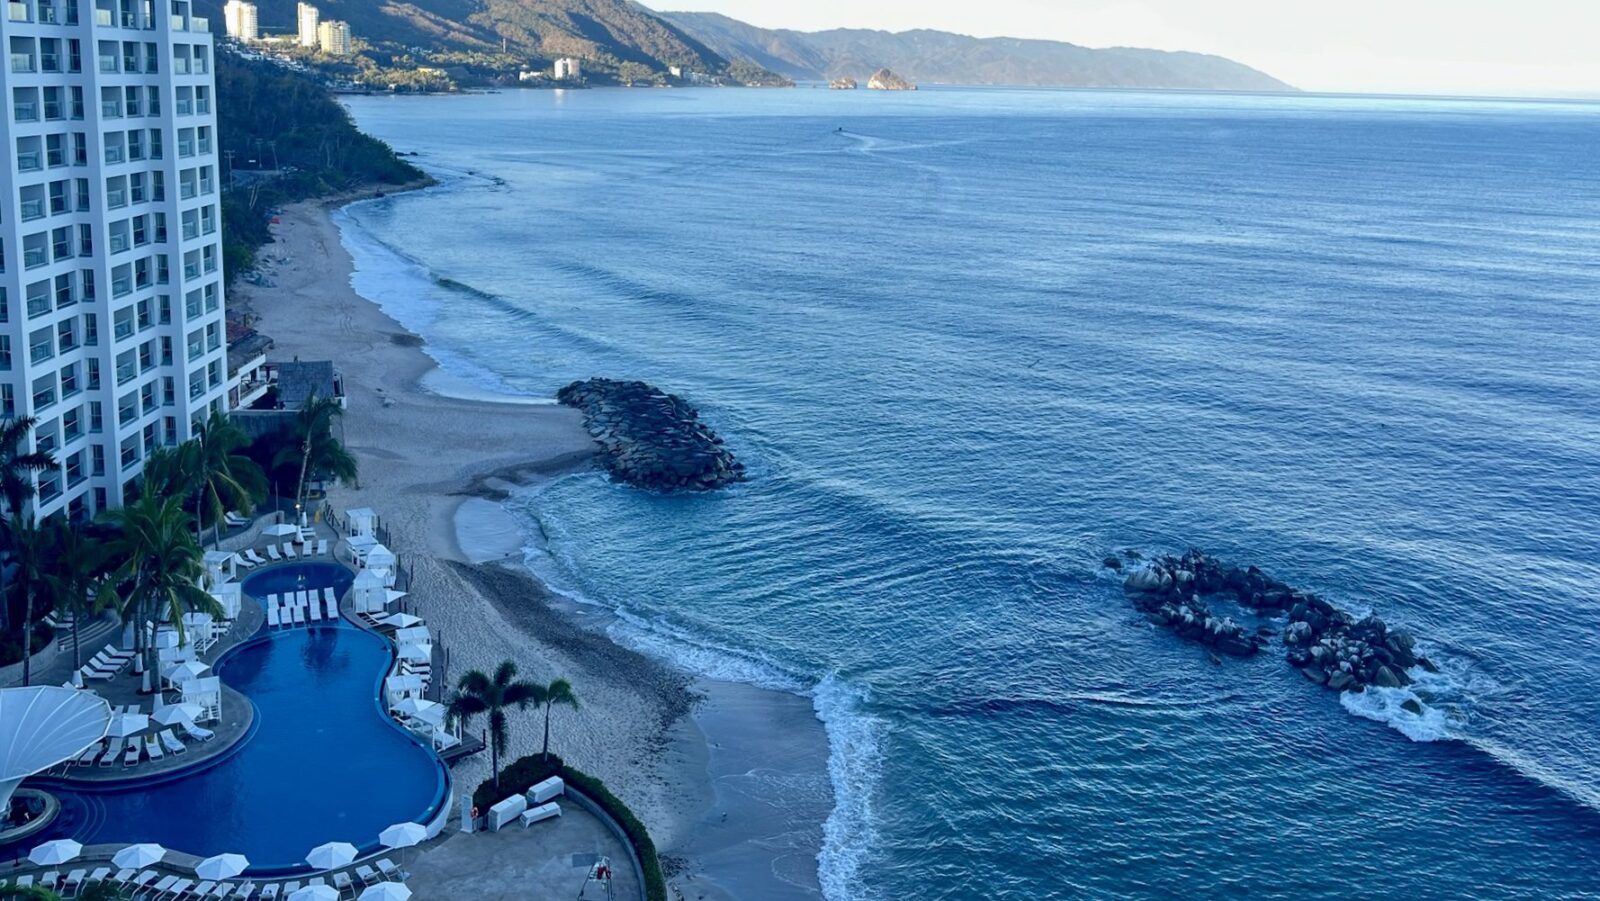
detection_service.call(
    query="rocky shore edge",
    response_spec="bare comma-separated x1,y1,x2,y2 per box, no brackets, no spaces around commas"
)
557,378,746,492
1119,549,1438,702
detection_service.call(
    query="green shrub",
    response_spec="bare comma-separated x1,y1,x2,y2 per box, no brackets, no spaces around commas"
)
473,754,666,901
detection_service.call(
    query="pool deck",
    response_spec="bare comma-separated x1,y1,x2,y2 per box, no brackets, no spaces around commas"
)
405,813,642,901
39,528,350,785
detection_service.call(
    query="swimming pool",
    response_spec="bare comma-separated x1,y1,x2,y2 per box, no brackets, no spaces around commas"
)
36,564,447,874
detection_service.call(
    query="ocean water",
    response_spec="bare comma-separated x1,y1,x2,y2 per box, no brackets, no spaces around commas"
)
336,88,1600,898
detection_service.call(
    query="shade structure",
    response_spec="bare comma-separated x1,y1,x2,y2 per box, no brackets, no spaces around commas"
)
352,569,388,614
365,545,396,570
396,642,430,663
195,853,250,880
165,660,211,685
393,626,431,646
107,712,150,738
113,843,168,869
29,839,82,866
263,523,299,537
378,822,426,849
392,698,444,726
359,884,413,900
347,533,379,554
380,613,422,630
346,507,378,536
385,590,409,605
153,703,205,726
305,840,358,870
287,886,340,901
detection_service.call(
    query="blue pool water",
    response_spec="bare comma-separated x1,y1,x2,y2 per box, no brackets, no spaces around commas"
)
39,564,446,873
335,88,1600,899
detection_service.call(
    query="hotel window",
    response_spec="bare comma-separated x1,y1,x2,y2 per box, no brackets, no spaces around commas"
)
62,408,81,442
86,359,99,389
0,336,10,370
82,312,97,346
115,349,135,384
130,172,146,204
0,287,7,323
204,283,219,312
140,381,156,414
26,281,50,318
159,336,171,365
88,400,102,432
59,361,79,397
54,273,72,309
99,86,121,119
123,85,140,117
75,177,89,211
184,288,201,320
120,435,138,469
56,318,76,352
146,86,160,116
70,85,83,119
185,329,202,361
117,391,136,425
188,368,204,399
29,327,54,364
47,134,66,168
92,444,106,476
52,227,72,262
0,385,12,417
73,132,86,166
32,373,56,410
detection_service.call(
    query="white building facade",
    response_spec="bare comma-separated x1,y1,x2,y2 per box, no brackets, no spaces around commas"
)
295,2,317,48
222,0,256,43
1,0,229,521
553,57,580,81
315,19,348,55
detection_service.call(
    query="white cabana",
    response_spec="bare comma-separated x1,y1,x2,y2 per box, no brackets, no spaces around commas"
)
352,569,388,614
384,674,423,708
202,550,238,587
346,507,378,537
396,643,430,663
153,703,204,726
182,613,218,652
165,660,211,689
394,626,431,647
211,582,243,620
364,544,396,575
184,676,222,723
347,533,379,557
393,698,445,726
379,613,423,630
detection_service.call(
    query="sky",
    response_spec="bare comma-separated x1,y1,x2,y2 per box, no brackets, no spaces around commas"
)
665,1,1600,97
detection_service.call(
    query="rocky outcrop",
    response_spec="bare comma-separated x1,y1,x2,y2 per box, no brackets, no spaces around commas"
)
867,68,916,91
1123,549,1434,692
558,378,745,492
829,77,857,89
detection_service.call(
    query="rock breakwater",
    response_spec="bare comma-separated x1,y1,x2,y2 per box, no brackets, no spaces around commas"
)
557,378,745,492
1122,549,1437,693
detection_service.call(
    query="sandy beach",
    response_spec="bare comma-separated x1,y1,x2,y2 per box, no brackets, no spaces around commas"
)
234,194,829,900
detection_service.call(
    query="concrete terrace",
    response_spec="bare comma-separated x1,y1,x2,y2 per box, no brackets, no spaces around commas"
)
405,812,639,901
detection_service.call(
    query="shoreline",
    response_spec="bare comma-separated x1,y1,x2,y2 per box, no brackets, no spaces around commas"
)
235,191,829,899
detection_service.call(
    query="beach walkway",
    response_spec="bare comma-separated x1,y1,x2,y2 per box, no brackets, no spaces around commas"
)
405,813,641,901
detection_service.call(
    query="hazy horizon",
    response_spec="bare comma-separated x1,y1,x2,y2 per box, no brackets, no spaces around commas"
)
662,1,1600,98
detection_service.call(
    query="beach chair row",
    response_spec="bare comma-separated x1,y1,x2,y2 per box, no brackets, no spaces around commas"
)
264,588,340,628
75,643,137,683
73,719,214,770
236,539,331,570
4,858,403,901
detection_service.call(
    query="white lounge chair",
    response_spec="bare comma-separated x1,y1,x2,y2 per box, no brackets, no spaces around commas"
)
520,801,562,826
225,511,250,527
159,729,186,754
307,602,322,622
292,605,305,625
81,663,114,682
77,739,106,765
354,866,378,886
62,869,87,895
147,875,177,897
231,881,255,898
145,735,163,761
316,539,330,556
179,719,214,742
101,737,124,767
283,543,298,559
102,644,136,663
266,545,283,562
258,884,280,900
163,877,195,899
235,553,256,570
194,881,216,898
243,548,268,566
122,739,141,766
333,872,354,895
267,606,281,628
375,860,400,881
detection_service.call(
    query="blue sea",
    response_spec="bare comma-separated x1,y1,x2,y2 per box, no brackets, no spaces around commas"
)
337,87,1600,899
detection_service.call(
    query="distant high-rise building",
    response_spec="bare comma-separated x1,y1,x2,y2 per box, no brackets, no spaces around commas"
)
223,0,258,42
317,20,351,56
553,58,582,81
0,0,230,520
296,2,319,48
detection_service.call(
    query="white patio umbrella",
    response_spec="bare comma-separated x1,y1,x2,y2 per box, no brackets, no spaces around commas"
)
287,886,340,901
377,822,426,850
107,712,150,738
380,613,422,630
304,841,358,870
384,590,409,605
263,523,299,537
153,703,205,726
359,884,412,900
29,839,83,866
392,698,444,726
113,843,168,869
165,660,211,685
195,853,250,881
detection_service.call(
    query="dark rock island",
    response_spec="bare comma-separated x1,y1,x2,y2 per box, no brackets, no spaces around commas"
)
1122,549,1436,694
558,378,745,492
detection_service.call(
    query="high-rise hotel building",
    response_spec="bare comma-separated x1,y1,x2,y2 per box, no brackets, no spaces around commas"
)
1,0,229,521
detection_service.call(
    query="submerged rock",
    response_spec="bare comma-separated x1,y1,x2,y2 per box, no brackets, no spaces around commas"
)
558,378,745,492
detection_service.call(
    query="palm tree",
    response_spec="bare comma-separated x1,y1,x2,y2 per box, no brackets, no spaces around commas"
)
533,678,580,762
192,413,266,548
447,660,538,788
42,516,116,670
102,492,225,676
273,390,357,522
0,415,56,633
3,516,54,686
0,414,58,517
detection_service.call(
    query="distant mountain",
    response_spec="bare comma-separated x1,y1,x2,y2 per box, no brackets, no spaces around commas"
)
198,0,737,72
657,12,1294,91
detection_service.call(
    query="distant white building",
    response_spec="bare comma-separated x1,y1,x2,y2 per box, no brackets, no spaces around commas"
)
223,0,258,42
553,58,581,81
296,2,319,48
317,20,352,55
